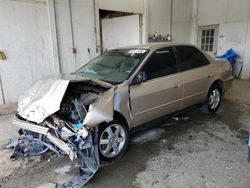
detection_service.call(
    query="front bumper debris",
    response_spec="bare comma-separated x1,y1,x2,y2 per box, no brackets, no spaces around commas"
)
1,115,100,187
13,116,78,160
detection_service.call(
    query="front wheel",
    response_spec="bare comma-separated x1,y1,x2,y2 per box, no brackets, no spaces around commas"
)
206,85,222,112
98,120,129,162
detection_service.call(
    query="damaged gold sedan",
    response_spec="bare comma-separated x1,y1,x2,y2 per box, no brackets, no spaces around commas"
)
5,43,233,186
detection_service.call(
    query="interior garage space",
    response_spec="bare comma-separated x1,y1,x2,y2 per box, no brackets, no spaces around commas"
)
0,0,249,187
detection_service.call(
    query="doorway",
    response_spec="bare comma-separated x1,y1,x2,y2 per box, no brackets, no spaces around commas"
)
99,10,141,53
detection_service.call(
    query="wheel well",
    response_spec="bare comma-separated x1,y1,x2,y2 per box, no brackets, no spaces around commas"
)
113,111,130,130
211,80,224,92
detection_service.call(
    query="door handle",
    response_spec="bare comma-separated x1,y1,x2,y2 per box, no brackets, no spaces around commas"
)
208,73,213,78
174,82,182,88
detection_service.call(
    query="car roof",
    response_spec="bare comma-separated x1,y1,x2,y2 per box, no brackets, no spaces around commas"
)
114,43,198,51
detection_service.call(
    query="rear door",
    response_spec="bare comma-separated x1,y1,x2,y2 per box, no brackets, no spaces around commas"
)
130,47,183,127
175,46,213,108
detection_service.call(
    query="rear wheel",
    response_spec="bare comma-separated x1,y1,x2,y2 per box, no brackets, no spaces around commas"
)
98,120,129,162
206,85,222,112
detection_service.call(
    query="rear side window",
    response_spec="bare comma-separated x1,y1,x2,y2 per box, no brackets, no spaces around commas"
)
142,47,177,80
175,46,209,71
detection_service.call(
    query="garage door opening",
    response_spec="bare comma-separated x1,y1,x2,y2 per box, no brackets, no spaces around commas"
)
99,10,142,53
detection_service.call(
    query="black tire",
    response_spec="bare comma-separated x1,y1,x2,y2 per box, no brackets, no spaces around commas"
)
206,84,222,113
98,119,129,163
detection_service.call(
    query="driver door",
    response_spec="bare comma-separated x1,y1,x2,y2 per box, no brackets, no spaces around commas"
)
130,47,183,127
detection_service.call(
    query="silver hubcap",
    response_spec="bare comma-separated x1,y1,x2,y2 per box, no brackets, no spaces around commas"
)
209,89,221,110
99,124,126,158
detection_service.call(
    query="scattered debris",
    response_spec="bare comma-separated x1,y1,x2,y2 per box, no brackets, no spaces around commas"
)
162,139,167,143
172,116,190,121
36,182,57,188
1,135,48,160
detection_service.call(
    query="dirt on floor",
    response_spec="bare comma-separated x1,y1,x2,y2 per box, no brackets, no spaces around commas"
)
0,79,249,188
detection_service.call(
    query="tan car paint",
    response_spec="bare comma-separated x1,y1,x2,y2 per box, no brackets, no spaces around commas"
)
124,43,233,128
130,72,183,127
180,64,213,109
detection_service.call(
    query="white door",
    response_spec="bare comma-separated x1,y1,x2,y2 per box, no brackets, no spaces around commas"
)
102,15,140,51
198,25,219,57
0,0,54,104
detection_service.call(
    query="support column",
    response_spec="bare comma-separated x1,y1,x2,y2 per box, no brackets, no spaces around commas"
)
242,2,250,80
47,0,61,74
190,0,198,44
142,0,148,44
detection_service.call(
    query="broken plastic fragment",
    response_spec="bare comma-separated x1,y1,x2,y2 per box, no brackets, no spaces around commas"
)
0,138,19,150
1,135,48,160
61,128,99,188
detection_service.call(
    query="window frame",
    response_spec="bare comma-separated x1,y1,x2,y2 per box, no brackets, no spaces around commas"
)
174,45,210,72
138,46,179,82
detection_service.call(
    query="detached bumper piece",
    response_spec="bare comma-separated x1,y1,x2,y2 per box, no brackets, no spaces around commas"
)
12,116,77,160
1,115,100,187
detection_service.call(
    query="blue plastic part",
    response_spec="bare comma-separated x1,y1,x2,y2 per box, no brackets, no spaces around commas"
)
74,123,83,130
217,48,241,65
75,135,81,142
74,123,84,142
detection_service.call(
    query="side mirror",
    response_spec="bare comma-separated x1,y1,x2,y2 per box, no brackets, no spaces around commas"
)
133,71,148,85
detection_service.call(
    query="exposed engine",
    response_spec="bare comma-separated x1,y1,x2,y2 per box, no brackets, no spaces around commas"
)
58,82,108,124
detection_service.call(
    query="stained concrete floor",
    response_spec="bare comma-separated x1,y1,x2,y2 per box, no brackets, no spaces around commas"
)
0,79,249,188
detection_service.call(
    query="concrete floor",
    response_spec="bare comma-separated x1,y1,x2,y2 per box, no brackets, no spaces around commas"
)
0,79,249,188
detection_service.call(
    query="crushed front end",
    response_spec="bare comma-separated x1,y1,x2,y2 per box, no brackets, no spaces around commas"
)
2,76,115,187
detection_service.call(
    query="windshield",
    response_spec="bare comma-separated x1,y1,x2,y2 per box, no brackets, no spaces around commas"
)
74,49,148,84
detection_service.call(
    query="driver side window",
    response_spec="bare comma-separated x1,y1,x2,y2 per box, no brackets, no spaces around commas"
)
142,47,177,80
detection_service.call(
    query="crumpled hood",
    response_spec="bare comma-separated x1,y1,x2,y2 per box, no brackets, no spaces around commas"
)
17,74,113,123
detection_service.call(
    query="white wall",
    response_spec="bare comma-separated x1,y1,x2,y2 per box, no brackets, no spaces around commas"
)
198,0,249,25
217,22,248,57
0,0,55,103
196,0,250,79
0,0,99,103
148,0,171,37
172,0,192,43
148,0,192,42
198,0,249,56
